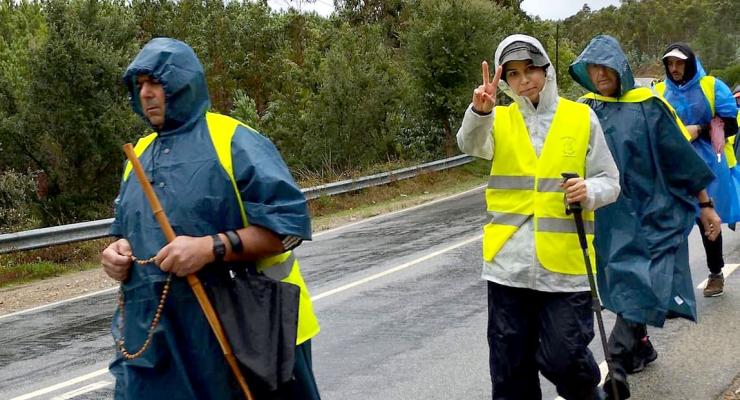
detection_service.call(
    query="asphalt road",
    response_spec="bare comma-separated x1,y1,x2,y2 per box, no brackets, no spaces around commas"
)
1,186,738,400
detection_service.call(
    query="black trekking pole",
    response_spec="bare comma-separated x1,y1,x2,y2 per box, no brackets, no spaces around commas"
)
561,172,620,400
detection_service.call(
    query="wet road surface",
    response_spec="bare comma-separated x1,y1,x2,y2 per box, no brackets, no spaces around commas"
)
1,185,739,399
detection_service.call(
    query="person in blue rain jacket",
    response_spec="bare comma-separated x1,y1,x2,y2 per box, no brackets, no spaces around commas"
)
100,38,320,400
655,42,739,298
569,35,721,400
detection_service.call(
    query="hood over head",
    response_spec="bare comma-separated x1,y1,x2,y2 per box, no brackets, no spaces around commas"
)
662,43,699,85
569,35,635,97
123,38,210,134
494,34,558,112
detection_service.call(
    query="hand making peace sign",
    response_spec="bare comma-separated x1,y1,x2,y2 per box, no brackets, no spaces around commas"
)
472,61,502,114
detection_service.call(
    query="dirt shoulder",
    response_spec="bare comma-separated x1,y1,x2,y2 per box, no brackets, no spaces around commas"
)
0,268,116,315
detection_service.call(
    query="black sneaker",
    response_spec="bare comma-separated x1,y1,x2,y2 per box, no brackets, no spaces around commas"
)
603,374,630,400
626,336,658,374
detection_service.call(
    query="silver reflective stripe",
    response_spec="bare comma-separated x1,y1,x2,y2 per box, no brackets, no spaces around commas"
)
262,253,296,281
488,176,534,190
537,178,564,193
489,212,531,227
537,217,594,234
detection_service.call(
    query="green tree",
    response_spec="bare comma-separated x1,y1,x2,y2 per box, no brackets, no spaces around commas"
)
0,169,38,233
301,22,406,169
230,89,261,129
692,0,739,70
21,0,142,224
403,0,520,155
258,11,331,168
334,0,407,46
0,0,46,171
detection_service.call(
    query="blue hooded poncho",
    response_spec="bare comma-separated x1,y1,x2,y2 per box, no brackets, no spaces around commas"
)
108,38,311,399
660,47,740,223
661,46,738,127
569,35,715,327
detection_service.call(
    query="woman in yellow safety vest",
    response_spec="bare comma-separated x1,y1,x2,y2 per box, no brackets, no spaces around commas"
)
457,34,620,400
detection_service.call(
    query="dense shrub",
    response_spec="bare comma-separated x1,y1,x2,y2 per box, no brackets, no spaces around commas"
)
0,169,38,233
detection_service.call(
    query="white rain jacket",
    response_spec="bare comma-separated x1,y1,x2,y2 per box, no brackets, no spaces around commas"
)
457,34,620,292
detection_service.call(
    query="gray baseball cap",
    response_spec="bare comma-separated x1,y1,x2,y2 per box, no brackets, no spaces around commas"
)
499,41,549,68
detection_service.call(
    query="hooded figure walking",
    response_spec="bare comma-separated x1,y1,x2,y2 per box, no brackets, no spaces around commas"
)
655,42,739,298
100,38,321,399
457,34,620,400
569,35,721,399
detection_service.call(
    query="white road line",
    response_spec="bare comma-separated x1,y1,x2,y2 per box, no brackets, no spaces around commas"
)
0,287,118,321
0,185,486,321
312,234,482,301
9,369,109,400
696,263,739,289
12,233,483,399
598,361,608,386
49,380,113,400
312,184,485,238
554,361,608,400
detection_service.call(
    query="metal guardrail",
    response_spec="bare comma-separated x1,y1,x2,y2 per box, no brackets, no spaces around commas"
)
0,155,475,254
302,154,474,199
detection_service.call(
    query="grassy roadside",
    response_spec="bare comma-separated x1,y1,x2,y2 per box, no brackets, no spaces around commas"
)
0,159,489,289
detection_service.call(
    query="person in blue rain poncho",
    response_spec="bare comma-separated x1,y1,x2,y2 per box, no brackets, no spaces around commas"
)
569,35,722,400
655,43,739,298
100,38,321,399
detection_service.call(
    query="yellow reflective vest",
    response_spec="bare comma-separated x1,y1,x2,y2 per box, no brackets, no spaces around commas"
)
484,98,596,275
123,112,319,345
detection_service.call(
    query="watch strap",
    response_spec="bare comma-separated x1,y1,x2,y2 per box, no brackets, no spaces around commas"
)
211,234,226,262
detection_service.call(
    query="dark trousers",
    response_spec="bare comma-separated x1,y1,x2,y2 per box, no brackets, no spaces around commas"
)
291,340,321,400
487,281,601,400
696,218,724,274
607,315,646,377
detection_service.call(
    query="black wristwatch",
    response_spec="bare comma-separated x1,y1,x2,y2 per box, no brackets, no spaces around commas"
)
211,234,226,262
699,199,714,209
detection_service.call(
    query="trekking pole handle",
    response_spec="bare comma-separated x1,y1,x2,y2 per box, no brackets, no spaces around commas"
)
562,170,621,399
561,172,582,214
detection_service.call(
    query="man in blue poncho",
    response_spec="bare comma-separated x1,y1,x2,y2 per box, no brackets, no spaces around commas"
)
569,35,721,399
100,38,321,399
655,43,739,298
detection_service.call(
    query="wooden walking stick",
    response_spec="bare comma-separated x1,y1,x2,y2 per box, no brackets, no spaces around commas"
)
123,143,254,400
